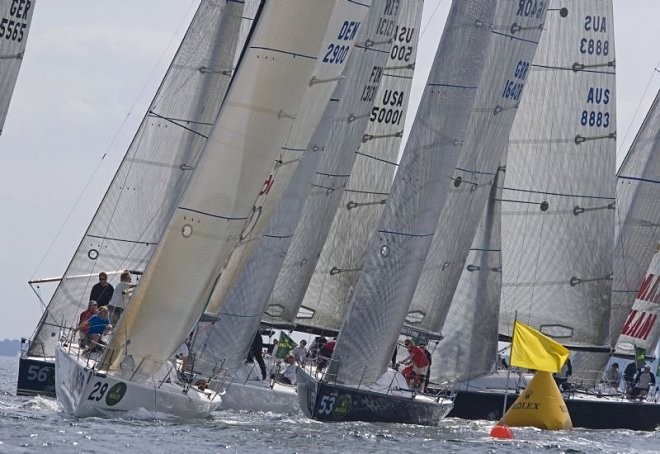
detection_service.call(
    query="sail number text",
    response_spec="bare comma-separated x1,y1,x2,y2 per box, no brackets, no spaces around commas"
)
323,21,361,64
0,0,32,42
501,60,530,102
579,87,611,128
579,15,609,56
516,0,545,18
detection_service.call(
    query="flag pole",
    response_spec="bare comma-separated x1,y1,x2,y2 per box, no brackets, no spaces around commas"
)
502,311,517,419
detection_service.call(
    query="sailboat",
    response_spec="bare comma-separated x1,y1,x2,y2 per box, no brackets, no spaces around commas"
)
55,0,368,417
0,0,35,135
296,0,512,425
17,0,252,399
441,0,660,432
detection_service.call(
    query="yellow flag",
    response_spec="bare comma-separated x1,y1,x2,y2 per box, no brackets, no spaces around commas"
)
510,321,569,373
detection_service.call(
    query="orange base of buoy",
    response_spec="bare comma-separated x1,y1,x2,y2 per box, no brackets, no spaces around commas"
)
489,424,513,439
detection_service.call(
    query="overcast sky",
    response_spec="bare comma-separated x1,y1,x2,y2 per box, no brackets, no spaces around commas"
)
0,1,658,341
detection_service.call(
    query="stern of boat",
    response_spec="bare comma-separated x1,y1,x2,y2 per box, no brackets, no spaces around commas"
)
17,351,56,398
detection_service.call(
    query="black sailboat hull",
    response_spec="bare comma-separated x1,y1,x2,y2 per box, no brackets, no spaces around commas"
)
448,390,660,431
296,369,452,426
16,356,56,398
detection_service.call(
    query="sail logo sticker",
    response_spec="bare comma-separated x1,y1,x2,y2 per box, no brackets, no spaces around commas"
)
621,310,657,341
105,382,127,406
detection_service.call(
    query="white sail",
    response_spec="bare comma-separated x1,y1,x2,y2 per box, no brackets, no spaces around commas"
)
615,245,660,355
268,0,423,332
104,0,354,380
430,164,505,382
28,0,249,359
610,89,660,355
192,0,382,370
0,0,35,134
404,0,546,340
499,0,616,355
328,0,498,387
195,0,404,374
203,0,370,318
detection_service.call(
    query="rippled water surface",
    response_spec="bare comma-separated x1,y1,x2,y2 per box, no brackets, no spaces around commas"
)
0,357,658,453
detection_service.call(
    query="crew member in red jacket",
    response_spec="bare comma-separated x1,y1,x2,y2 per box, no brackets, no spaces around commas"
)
399,338,430,390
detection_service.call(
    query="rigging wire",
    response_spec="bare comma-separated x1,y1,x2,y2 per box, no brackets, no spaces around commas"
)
615,61,660,166
30,1,199,282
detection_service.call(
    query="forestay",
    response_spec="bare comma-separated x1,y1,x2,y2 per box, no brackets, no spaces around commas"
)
328,0,498,387
405,0,546,342
28,0,248,359
0,0,35,134
104,0,347,380
499,1,616,354
266,0,423,333
610,89,660,355
194,0,377,373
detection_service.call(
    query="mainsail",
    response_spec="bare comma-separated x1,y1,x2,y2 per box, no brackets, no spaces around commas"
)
328,0,498,387
610,89,660,356
499,0,616,375
404,0,546,341
28,0,249,359
0,0,35,134
104,0,353,379
267,0,423,332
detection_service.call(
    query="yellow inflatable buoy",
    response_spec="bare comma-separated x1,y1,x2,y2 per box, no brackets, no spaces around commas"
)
500,371,572,430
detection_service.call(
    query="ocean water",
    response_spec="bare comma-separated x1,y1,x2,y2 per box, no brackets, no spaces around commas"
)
0,357,657,453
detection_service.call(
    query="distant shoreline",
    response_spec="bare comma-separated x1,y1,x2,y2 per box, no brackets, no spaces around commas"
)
0,339,20,357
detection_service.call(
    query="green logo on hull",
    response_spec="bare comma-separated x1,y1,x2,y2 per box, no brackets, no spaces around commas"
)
105,382,127,406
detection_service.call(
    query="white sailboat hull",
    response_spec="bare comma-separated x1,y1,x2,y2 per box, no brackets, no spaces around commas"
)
220,381,297,414
55,345,221,418
215,362,298,413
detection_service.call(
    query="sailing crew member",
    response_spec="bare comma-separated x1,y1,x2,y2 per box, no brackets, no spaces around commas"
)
553,357,572,391
630,364,656,400
274,354,297,385
107,270,134,325
399,339,430,390
89,271,114,308
82,306,112,354
292,339,308,365
77,300,98,347
247,331,267,380
603,362,621,391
